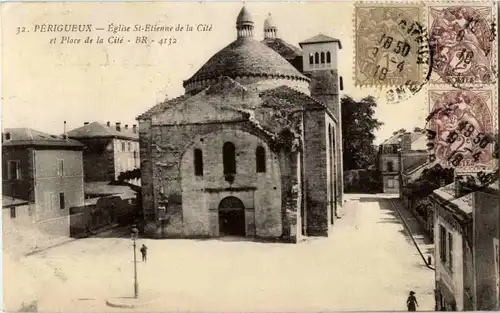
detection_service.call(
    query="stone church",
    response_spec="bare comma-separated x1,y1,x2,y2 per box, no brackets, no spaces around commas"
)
137,7,344,243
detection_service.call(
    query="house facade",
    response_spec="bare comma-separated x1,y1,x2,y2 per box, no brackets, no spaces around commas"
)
378,131,427,194
137,7,344,242
431,175,499,311
67,121,140,183
2,128,85,252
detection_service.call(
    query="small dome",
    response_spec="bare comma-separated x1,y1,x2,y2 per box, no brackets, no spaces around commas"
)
236,6,253,25
264,13,277,30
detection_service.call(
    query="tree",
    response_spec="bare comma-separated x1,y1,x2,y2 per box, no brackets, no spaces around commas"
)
341,95,383,170
403,164,454,200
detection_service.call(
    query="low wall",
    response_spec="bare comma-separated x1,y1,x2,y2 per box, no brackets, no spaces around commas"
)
344,169,383,193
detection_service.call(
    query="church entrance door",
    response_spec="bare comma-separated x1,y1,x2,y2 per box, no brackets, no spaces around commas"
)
218,196,245,237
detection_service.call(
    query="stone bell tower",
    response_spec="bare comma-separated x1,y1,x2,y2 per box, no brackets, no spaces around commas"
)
299,34,344,236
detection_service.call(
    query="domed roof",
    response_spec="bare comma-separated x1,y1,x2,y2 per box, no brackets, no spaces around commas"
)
236,6,253,25
264,13,277,29
183,38,308,87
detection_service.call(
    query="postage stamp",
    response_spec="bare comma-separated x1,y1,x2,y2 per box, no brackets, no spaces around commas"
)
354,3,427,87
425,89,497,169
428,3,496,86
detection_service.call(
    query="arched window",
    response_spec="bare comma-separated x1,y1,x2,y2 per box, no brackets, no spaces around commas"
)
326,51,331,63
194,148,203,176
387,161,394,172
321,52,325,64
256,146,266,173
223,142,236,174
309,53,314,65
314,52,319,64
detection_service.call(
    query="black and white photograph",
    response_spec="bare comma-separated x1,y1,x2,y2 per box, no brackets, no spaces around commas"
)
1,1,499,312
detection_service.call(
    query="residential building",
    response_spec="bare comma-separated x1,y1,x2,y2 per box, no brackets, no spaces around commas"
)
67,121,140,183
431,176,499,311
137,7,344,242
2,128,85,252
431,182,473,311
378,130,427,194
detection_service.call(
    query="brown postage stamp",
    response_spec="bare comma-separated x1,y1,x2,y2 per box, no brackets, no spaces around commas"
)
354,3,427,87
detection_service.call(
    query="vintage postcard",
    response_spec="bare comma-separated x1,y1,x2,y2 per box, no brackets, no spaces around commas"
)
1,1,499,312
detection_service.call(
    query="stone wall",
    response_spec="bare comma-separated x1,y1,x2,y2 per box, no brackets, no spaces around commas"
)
303,109,328,236
473,191,499,310
179,129,282,238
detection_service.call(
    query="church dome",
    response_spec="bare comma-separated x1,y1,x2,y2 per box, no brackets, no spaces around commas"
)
183,7,309,94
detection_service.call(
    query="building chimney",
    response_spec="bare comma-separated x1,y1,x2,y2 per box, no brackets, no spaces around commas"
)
116,122,121,131
107,121,111,127
125,124,129,130
63,121,67,139
133,124,137,133
84,122,89,125
401,132,412,152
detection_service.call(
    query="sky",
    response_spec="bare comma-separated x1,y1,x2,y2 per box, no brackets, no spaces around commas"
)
1,1,428,144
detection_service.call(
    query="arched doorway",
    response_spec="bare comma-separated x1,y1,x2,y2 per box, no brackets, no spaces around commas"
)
218,196,245,236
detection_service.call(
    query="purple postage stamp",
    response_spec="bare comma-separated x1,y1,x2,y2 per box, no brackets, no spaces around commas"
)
429,3,496,85
426,89,497,169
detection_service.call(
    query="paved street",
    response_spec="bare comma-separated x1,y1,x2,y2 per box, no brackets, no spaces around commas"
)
4,195,435,312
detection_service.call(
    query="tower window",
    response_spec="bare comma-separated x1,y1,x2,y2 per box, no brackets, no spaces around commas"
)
256,146,266,173
326,51,331,63
194,148,203,176
339,76,344,90
314,52,319,64
223,142,236,174
321,52,325,64
309,53,314,65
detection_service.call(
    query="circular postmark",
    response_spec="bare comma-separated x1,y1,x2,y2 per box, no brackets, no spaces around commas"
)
355,6,428,87
424,90,496,169
429,6,496,86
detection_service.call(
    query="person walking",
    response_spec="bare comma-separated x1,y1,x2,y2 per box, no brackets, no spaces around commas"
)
140,244,148,262
407,291,419,311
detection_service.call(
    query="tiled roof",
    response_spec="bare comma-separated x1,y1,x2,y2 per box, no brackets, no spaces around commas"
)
433,182,456,201
137,95,191,120
380,131,425,146
259,85,326,111
261,38,302,60
403,159,428,175
299,34,342,49
84,181,137,197
183,38,309,87
2,196,30,208
451,193,473,214
2,128,84,148
67,122,139,140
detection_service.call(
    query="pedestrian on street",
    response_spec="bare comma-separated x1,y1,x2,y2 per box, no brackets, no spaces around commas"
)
140,244,148,262
407,291,419,311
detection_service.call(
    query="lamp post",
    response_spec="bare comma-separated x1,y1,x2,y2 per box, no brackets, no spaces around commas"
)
131,225,139,299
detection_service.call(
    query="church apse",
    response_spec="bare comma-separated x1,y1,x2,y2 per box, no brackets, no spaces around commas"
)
179,129,282,238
